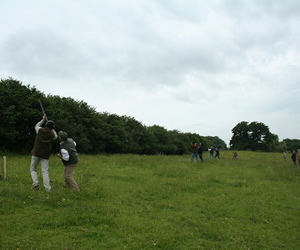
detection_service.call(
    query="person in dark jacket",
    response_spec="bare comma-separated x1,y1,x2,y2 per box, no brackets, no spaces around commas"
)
215,147,220,159
198,143,204,162
291,150,297,166
30,116,57,191
57,131,80,192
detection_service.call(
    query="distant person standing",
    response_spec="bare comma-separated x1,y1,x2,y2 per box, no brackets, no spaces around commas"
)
30,116,57,191
57,131,80,192
198,143,204,162
215,147,220,159
291,150,297,166
297,150,300,167
209,147,214,159
283,151,287,162
232,152,238,159
190,142,199,163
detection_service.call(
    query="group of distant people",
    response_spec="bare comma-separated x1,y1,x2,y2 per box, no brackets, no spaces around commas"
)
190,142,222,163
30,116,80,192
285,150,300,167
191,143,300,167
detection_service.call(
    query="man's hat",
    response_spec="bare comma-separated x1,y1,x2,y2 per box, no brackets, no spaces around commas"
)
45,120,55,129
59,131,68,140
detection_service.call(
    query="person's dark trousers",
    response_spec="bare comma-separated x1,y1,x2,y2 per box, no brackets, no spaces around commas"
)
199,152,203,162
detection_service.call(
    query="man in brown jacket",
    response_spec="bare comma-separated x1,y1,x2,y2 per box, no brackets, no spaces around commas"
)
30,116,57,191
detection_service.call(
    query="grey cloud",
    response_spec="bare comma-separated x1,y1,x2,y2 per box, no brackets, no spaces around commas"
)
2,31,74,76
1,29,103,82
0,0,299,142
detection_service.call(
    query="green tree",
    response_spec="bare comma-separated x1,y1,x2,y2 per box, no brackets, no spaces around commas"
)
229,121,250,150
205,136,227,150
230,121,279,151
169,130,190,155
121,116,153,154
147,125,171,154
0,77,228,155
0,78,44,152
282,139,300,152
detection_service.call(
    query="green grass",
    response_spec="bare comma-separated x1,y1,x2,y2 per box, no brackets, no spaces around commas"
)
0,151,299,249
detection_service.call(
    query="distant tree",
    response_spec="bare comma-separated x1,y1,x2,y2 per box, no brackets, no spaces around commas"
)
248,122,273,151
282,139,300,152
275,140,288,152
100,113,127,153
0,78,44,152
229,121,249,150
168,130,190,155
147,125,171,154
46,95,100,153
230,121,279,151
205,136,227,150
0,77,229,155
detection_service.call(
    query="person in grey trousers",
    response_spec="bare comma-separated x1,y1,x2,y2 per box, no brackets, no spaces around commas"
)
30,116,57,192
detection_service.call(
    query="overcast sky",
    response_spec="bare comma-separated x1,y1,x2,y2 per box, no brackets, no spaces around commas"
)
1,0,299,145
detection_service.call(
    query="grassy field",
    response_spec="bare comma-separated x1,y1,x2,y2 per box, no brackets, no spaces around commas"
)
0,151,299,249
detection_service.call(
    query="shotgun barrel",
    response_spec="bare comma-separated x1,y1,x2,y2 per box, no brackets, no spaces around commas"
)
39,100,48,122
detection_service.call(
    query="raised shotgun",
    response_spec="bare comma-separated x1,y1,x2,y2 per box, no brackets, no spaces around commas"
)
39,100,48,122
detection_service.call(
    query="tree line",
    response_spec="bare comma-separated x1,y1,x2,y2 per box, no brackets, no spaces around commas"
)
229,121,300,152
0,78,227,154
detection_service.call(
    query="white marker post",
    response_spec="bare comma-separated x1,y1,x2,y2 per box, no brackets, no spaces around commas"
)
2,156,6,179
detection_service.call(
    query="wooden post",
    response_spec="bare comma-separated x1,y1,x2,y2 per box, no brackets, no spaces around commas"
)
2,156,6,179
